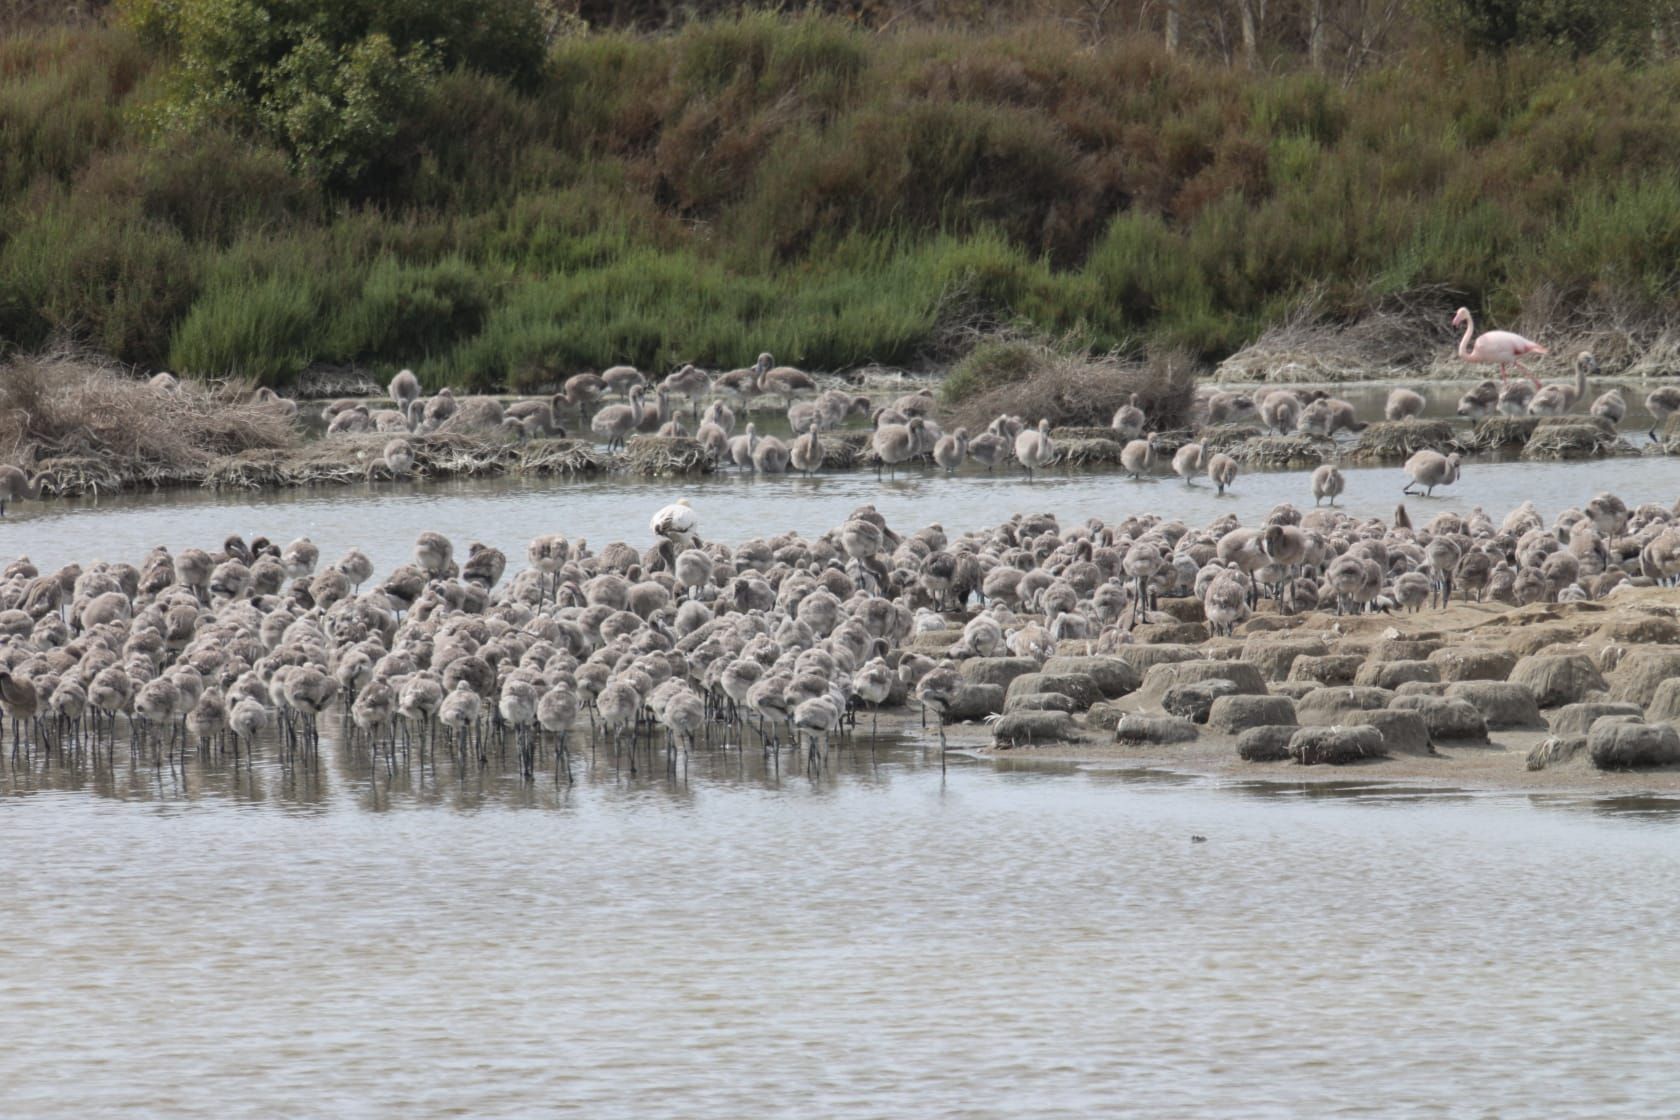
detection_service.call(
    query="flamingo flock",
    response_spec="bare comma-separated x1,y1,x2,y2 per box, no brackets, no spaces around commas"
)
2,476,1674,782
0,310,1670,535
291,303,1672,497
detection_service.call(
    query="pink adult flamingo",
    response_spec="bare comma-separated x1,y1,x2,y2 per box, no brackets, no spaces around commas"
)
1453,307,1547,388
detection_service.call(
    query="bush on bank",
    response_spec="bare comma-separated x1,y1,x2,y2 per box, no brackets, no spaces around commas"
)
4,6,1680,387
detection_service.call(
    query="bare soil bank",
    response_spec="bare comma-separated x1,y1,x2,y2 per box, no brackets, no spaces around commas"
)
974,588,1680,793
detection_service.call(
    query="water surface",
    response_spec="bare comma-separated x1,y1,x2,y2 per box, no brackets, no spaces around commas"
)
5,415,1680,1116
1,736,1676,1118
7,453,1680,579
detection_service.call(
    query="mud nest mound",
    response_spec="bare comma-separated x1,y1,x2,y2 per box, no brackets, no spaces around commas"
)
1054,426,1122,443
202,434,607,490
1233,434,1335,468
1215,288,1458,382
626,436,713,476
1520,418,1623,461
1199,426,1267,454
1457,416,1540,452
1059,438,1129,467
1349,419,1456,463
820,431,873,470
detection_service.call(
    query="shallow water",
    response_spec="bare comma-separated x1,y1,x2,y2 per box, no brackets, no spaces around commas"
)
7,452,1680,579
2,732,1677,1118
7,412,1680,1115
1324,378,1662,428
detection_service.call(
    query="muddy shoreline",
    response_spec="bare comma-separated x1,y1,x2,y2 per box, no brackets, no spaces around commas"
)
959,588,1680,794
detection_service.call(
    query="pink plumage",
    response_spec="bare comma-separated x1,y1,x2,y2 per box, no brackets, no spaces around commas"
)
1453,307,1547,387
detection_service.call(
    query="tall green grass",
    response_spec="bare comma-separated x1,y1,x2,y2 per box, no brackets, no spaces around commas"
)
6,13,1680,383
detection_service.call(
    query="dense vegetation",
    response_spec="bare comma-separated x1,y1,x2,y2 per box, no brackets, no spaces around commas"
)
3,1,1680,390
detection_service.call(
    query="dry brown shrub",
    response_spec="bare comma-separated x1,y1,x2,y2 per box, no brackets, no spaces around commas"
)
947,343,1196,433
1217,287,1460,382
0,350,298,479
1516,287,1680,379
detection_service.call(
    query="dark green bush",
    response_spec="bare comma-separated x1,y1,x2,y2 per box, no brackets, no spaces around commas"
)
120,0,547,192
327,255,494,363
7,12,1680,383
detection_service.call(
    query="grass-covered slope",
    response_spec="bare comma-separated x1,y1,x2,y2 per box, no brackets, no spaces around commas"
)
4,11,1680,389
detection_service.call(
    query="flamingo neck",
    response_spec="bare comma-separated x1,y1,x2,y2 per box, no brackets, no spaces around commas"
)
1458,314,1474,358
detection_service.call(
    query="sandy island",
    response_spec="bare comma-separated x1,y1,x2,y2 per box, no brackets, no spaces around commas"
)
956,586,1680,794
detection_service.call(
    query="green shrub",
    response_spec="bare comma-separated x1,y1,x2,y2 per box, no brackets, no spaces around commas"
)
1422,0,1664,56
169,269,322,385
941,339,1044,403
327,255,494,363
0,202,198,364
9,14,1680,386
120,0,547,192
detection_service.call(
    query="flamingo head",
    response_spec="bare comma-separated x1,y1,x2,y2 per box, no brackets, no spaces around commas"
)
1452,307,1470,328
